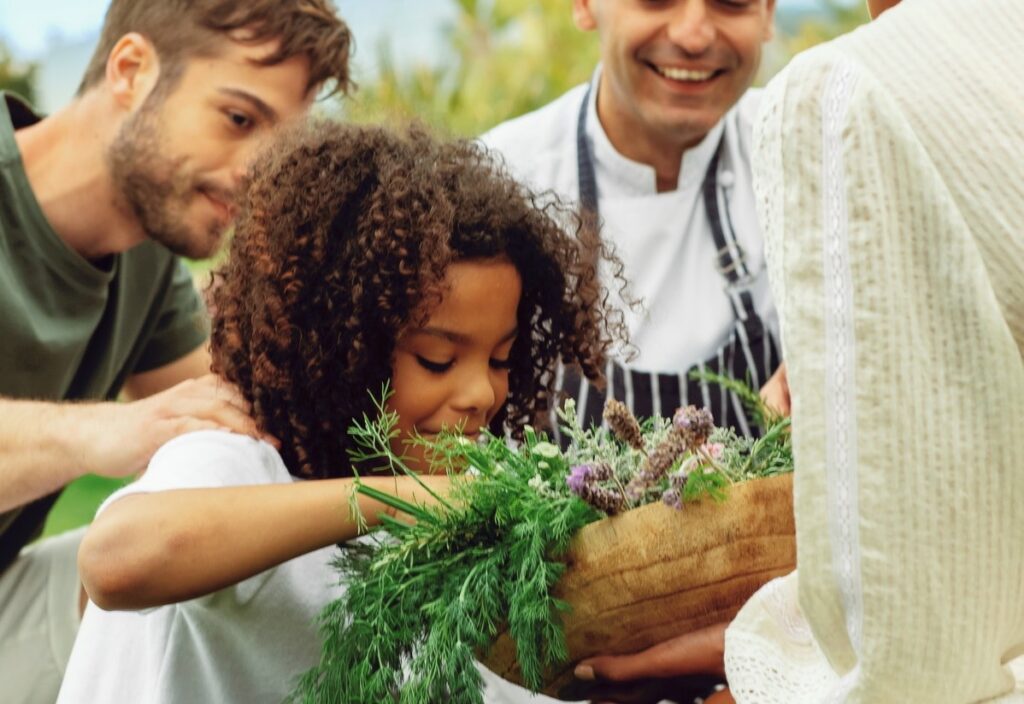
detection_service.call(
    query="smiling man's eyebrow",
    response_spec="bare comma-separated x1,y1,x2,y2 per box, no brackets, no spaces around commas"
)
218,88,278,123
415,326,519,345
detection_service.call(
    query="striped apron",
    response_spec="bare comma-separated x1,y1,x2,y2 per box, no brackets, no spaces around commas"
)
558,85,783,440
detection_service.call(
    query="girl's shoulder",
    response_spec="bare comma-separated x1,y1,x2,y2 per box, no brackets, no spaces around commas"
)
98,431,293,517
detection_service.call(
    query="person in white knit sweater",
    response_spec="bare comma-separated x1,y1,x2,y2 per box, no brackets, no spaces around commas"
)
581,0,1024,702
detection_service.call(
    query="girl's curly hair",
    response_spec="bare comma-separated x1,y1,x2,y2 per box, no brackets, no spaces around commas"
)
210,120,626,479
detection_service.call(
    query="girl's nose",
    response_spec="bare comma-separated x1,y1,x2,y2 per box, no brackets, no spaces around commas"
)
452,366,498,417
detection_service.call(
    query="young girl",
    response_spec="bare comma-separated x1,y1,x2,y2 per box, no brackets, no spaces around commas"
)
56,121,622,703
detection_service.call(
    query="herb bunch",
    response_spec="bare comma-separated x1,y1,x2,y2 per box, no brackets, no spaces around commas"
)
293,380,791,704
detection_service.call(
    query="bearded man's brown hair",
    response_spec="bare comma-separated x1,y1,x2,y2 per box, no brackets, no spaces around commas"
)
77,0,353,98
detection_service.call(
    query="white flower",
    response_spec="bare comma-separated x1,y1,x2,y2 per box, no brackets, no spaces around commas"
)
493,463,506,475
701,442,725,459
528,475,549,492
537,461,549,470
531,441,560,459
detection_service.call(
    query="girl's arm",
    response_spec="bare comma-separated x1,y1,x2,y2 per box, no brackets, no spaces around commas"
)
78,474,448,611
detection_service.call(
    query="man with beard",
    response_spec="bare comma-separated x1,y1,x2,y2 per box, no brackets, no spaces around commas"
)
0,2,352,701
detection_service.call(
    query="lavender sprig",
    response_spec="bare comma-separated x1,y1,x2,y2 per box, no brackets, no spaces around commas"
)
603,399,645,452
567,462,624,515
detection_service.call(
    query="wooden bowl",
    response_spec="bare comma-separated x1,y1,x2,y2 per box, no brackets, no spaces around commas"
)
481,473,795,697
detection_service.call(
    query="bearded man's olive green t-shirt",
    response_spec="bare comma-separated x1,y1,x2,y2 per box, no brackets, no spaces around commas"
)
0,93,209,573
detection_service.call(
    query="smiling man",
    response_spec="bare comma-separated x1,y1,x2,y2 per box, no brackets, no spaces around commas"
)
0,2,351,701
483,0,786,449
481,2,780,701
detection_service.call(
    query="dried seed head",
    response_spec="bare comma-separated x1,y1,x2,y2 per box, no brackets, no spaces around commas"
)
567,462,614,490
639,431,689,483
580,484,625,515
603,399,644,451
672,405,715,449
590,461,614,482
567,463,625,514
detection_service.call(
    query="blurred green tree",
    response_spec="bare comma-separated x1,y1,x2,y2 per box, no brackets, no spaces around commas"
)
0,42,37,103
337,0,870,138
782,0,870,55
338,0,598,136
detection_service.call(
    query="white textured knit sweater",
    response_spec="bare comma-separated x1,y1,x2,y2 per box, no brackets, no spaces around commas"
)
724,0,1024,701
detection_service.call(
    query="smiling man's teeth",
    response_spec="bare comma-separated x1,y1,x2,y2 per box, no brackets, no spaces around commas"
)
656,66,716,82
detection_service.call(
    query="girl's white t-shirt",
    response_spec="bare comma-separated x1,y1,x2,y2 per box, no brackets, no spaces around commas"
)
57,431,344,704
56,430,570,703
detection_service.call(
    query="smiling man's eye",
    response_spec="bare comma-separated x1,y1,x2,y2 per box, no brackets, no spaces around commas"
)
415,355,453,374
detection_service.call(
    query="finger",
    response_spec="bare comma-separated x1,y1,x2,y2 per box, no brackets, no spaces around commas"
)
576,623,727,682
705,688,735,704
189,377,279,446
199,402,262,439
190,374,253,415
759,380,790,417
761,390,787,416
164,396,261,440
161,389,280,449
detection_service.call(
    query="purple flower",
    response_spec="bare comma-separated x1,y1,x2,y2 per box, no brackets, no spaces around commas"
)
662,488,683,511
567,464,594,494
567,463,624,514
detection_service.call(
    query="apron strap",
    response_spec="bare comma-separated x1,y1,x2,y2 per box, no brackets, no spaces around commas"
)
576,82,599,214
701,136,760,323
563,83,780,440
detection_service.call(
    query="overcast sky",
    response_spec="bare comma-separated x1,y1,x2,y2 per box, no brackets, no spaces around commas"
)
1,0,827,61
0,1,455,64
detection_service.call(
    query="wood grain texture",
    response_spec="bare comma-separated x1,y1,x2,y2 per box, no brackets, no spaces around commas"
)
482,474,795,696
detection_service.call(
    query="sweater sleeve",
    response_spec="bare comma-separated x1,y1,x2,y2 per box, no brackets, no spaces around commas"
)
725,47,1024,703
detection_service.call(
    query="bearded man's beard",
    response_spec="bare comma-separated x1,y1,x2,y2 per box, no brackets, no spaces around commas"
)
107,101,229,260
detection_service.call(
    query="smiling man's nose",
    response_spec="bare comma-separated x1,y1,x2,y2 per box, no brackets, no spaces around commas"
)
666,1,716,56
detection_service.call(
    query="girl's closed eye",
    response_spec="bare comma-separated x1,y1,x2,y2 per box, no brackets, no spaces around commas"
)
489,357,513,371
415,355,454,374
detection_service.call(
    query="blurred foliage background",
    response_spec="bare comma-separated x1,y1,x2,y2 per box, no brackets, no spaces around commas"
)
0,43,36,103
0,0,868,537
330,0,869,136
